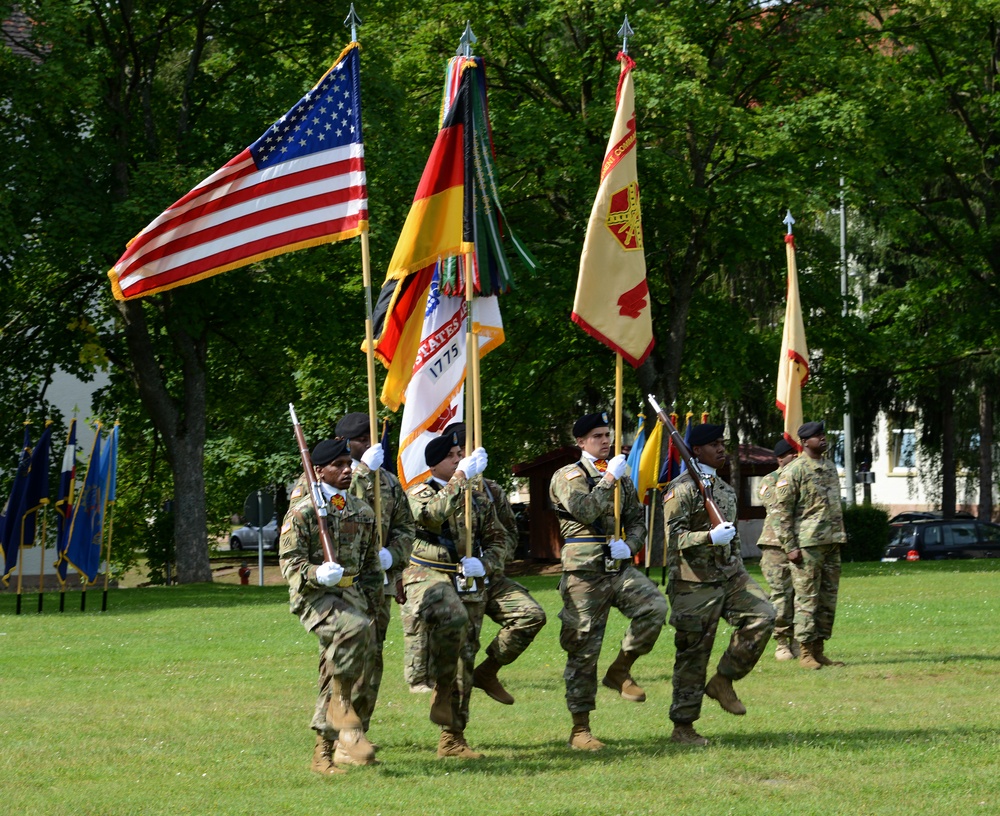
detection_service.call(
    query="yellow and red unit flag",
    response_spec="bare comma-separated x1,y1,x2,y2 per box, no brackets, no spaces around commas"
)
776,214,810,451
573,52,653,368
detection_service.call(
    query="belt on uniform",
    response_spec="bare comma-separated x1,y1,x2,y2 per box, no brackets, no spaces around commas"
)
337,573,358,588
409,555,460,574
562,536,605,545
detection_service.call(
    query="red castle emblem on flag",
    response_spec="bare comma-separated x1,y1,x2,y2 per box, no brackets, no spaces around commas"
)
605,181,643,251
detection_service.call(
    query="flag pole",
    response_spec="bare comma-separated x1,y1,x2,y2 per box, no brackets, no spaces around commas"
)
37,506,48,613
101,506,115,612
347,3,383,554
15,538,24,615
614,352,623,537
463,252,476,567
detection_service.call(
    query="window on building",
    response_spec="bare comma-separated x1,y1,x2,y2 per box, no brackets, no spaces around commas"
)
890,426,917,471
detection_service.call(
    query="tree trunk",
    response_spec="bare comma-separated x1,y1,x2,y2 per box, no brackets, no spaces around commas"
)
116,299,212,583
940,382,956,518
979,382,994,521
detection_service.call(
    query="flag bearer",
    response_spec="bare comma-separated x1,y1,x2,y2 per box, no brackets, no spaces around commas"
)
335,412,415,726
549,412,667,752
402,433,506,759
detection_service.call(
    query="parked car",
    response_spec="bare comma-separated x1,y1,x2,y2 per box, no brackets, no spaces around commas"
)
230,517,279,551
888,510,975,524
882,518,1000,562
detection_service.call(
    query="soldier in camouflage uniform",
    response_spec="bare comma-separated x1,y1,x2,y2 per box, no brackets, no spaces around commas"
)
773,420,847,670
402,433,507,759
279,438,382,775
439,423,547,706
335,413,416,727
662,424,775,747
757,437,800,661
549,412,667,752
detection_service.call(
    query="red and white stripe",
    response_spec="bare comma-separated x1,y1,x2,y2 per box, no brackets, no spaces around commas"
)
111,143,367,299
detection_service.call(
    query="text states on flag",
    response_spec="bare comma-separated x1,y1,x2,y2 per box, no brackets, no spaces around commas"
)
573,52,653,368
397,271,503,488
109,43,368,301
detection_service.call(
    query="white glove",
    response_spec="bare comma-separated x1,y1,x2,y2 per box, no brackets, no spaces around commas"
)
361,442,384,471
709,522,737,546
608,538,632,560
378,548,393,570
460,556,485,578
456,454,476,478
605,454,628,480
457,447,486,479
316,561,345,587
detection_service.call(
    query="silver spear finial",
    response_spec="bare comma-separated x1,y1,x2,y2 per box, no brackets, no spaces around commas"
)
344,3,362,42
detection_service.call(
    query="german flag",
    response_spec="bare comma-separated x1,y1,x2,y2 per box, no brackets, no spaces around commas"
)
384,61,475,281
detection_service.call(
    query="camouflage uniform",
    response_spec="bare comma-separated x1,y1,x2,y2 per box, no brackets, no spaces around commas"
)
757,468,795,646
403,473,507,732
662,470,775,725
279,482,380,742
549,458,667,714
348,463,415,727
773,454,845,644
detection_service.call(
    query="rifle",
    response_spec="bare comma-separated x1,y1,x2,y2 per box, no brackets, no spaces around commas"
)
646,394,726,528
288,403,337,564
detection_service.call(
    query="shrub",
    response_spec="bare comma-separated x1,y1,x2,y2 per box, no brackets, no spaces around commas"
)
842,503,891,561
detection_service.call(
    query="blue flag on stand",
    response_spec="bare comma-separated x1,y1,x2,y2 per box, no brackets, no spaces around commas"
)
55,420,78,584
1,426,33,581
17,423,53,550
62,428,110,585
626,414,646,486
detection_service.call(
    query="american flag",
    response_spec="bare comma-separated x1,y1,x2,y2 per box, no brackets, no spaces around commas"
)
109,43,368,301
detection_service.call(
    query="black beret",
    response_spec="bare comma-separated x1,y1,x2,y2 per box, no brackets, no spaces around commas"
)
425,433,461,467
441,422,466,446
335,412,369,439
798,420,825,440
689,423,725,447
312,438,349,466
573,411,610,438
774,438,795,458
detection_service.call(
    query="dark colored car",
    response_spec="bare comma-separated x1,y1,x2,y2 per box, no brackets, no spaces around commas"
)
882,518,1000,562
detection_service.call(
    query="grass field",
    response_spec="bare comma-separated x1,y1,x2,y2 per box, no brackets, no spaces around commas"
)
2,560,998,815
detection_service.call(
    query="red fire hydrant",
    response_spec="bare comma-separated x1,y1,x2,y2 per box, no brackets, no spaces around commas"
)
238,562,251,585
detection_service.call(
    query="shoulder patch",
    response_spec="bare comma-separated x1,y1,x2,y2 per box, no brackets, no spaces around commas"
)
409,484,434,496
290,486,304,499
776,478,789,488
759,484,770,496
281,520,292,534
664,490,674,501
565,469,583,481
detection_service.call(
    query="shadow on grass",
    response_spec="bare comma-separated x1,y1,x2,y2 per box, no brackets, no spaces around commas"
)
0,583,290,616
369,723,999,777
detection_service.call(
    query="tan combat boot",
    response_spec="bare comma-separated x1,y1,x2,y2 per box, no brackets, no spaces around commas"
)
327,678,376,764
437,730,485,759
799,640,822,670
705,672,746,715
568,712,605,751
333,735,379,767
311,735,347,775
815,639,845,667
774,639,796,661
473,654,515,705
429,679,455,727
601,649,646,702
670,722,709,747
